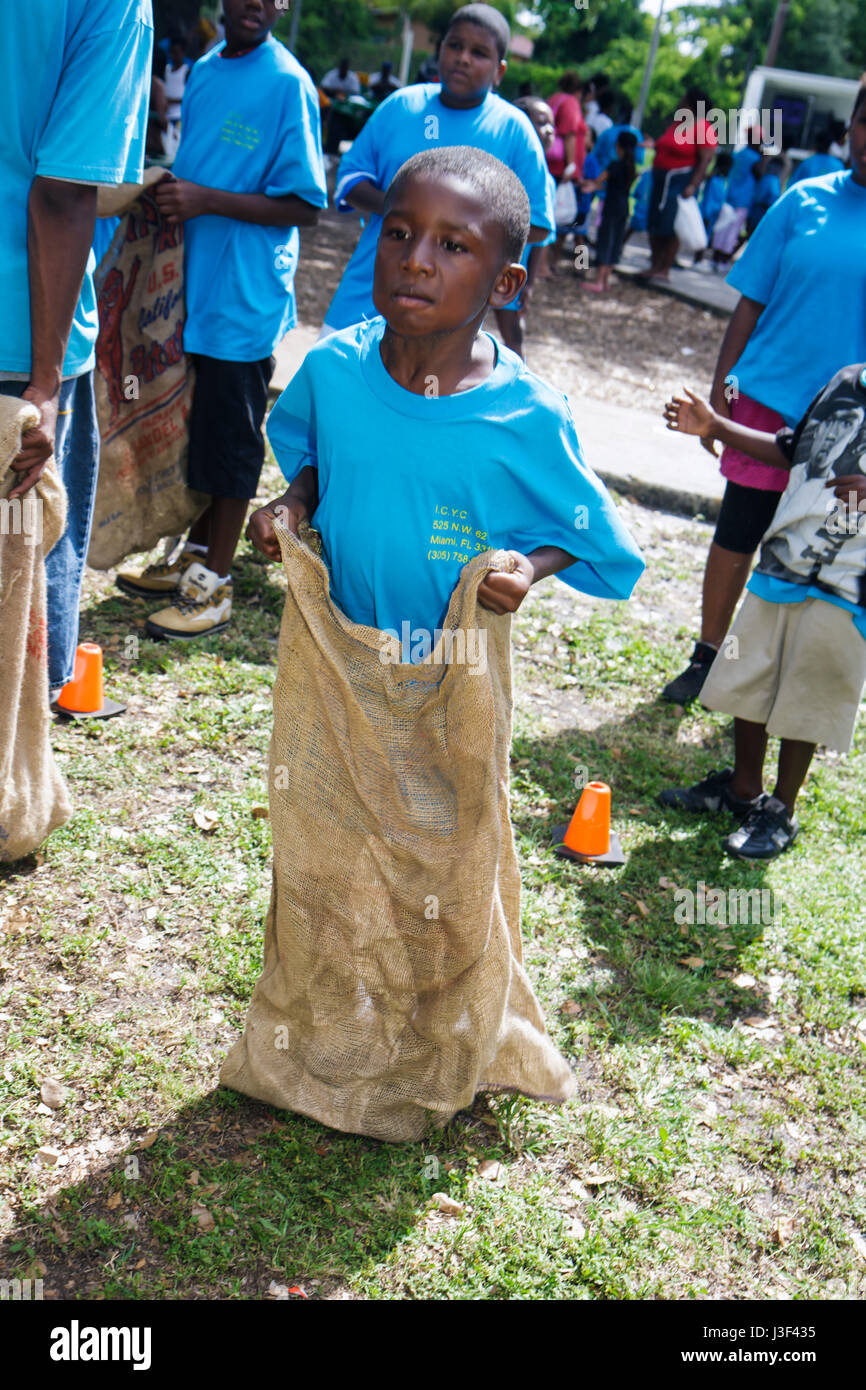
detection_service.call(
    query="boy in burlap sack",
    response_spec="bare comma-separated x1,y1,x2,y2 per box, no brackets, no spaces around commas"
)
220,149,644,1141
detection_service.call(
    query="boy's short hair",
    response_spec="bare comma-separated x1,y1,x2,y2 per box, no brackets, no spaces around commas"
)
851,84,866,120
387,146,530,262
446,4,511,60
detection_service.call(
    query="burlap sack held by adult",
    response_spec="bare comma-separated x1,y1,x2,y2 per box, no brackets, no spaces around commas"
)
87,167,206,570
0,399,72,862
220,527,576,1141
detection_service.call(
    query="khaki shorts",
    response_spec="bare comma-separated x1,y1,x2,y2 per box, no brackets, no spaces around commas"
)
701,593,866,753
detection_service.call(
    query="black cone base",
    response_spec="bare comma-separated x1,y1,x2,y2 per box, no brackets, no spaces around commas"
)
550,825,625,867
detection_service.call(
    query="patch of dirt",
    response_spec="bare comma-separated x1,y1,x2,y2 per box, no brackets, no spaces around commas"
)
296,210,722,408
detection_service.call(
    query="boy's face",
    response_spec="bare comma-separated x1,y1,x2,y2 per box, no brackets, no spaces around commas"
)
528,101,555,153
373,173,524,336
847,100,866,184
438,22,506,106
223,0,278,48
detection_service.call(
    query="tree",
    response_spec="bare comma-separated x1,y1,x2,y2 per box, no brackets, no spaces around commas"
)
530,0,645,68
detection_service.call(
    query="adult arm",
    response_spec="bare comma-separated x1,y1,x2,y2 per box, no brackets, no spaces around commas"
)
155,179,320,227
9,177,97,498
345,179,386,218
683,146,714,197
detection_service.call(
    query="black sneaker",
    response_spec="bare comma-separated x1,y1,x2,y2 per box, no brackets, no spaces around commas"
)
658,766,761,820
723,794,798,860
661,641,718,704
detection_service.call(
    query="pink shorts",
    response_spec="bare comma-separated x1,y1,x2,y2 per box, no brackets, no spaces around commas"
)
719,391,789,493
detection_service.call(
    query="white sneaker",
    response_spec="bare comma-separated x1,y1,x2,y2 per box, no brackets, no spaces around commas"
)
145,562,232,640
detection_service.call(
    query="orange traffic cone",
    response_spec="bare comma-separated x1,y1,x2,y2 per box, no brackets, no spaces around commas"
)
552,781,625,867
55,643,125,719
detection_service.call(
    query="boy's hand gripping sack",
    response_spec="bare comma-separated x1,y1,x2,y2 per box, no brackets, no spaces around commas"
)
87,170,207,570
220,526,576,1142
0,401,72,861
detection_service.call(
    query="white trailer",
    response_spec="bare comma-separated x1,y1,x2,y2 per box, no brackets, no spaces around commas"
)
739,65,860,169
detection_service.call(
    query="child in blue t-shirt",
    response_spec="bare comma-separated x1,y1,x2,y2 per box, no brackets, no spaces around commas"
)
250,147,644,639
580,130,638,293
116,0,327,641
242,146,642,1137
494,95,557,360
747,157,783,235
700,151,733,238
321,3,555,335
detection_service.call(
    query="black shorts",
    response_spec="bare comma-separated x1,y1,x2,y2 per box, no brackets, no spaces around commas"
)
713,479,781,554
187,354,275,499
647,166,693,238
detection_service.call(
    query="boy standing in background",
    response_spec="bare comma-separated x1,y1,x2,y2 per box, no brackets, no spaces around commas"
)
117,0,327,640
320,3,554,337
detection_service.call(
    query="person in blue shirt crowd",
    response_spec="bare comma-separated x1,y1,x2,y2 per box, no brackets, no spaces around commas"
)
580,130,638,293
661,368,866,860
700,151,733,238
574,124,601,252
691,150,732,268
592,110,646,173
788,127,845,186
494,96,557,359
320,3,555,336
249,146,643,650
115,0,328,640
661,86,866,706
746,154,783,234
710,125,765,265
0,0,152,703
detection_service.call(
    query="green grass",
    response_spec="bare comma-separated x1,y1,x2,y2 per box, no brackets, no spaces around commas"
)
1,482,864,1301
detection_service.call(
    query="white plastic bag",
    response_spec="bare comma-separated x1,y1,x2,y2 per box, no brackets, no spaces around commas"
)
554,179,578,228
674,194,708,253
711,202,737,239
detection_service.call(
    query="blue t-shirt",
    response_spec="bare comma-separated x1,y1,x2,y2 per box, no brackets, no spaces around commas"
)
748,572,866,640
592,124,645,173
726,146,760,209
750,170,781,213
173,37,327,361
324,85,556,331
627,168,652,230
578,152,602,218
0,0,152,378
502,169,556,311
700,173,727,231
726,172,866,426
267,318,644,637
789,152,845,186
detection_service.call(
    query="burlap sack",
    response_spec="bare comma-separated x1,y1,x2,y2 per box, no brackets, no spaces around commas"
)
0,400,72,862
220,527,575,1141
87,170,206,570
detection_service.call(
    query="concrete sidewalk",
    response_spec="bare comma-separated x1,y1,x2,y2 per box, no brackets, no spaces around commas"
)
271,328,725,521
615,233,739,318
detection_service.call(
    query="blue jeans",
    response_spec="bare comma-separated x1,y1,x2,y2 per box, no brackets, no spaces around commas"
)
0,372,99,688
